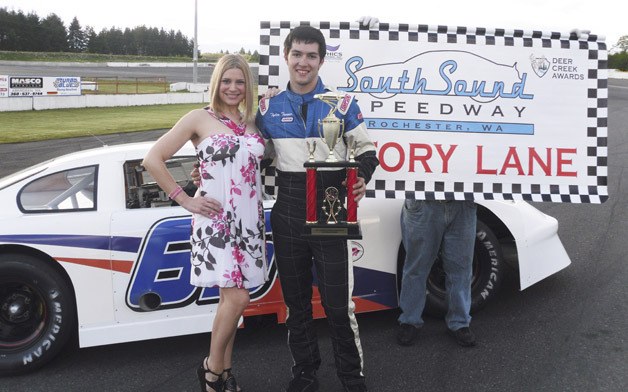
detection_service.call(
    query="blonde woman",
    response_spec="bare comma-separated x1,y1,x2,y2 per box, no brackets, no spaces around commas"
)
143,54,266,392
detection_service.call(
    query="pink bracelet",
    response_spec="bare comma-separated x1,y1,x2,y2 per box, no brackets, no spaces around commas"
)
168,185,183,200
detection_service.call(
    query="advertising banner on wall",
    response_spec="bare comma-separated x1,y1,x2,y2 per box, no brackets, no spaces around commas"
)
0,75,8,97
259,21,608,203
6,76,81,97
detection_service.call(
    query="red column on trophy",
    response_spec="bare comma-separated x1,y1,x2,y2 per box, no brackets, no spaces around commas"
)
306,167,317,223
346,166,357,224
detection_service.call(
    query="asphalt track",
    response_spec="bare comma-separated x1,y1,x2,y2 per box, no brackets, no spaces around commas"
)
0,80,627,391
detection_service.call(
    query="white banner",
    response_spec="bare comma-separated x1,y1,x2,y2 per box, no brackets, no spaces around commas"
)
259,21,608,203
0,75,8,97
7,76,81,97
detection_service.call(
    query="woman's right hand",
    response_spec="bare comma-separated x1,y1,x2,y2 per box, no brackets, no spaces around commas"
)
180,194,223,218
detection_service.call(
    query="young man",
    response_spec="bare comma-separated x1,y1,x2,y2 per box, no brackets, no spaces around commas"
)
256,25,379,392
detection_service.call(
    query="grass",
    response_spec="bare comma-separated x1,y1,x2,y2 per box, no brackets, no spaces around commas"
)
81,77,170,94
0,104,204,144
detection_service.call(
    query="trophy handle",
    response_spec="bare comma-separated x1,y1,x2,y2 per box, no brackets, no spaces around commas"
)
306,140,317,162
349,140,357,162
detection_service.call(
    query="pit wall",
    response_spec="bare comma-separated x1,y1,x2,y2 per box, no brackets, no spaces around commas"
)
0,92,209,112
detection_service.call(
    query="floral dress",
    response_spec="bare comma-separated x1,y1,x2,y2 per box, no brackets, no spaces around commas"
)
190,109,267,289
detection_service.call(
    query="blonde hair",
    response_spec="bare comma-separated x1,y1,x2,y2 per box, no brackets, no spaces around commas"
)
208,54,255,123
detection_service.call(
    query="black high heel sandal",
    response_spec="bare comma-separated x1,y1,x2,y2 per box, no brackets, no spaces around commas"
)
196,358,224,392
223,368,242,392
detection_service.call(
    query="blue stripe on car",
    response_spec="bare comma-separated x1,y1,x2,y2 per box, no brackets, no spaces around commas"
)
0,234,142,253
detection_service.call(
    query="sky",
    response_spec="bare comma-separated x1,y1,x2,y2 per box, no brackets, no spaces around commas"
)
2,0,625,53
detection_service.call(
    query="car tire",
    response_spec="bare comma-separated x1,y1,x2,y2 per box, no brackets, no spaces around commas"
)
397,220,506,316
0,254,76,376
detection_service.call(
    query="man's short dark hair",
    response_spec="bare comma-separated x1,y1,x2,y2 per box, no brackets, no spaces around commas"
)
283,25,326,60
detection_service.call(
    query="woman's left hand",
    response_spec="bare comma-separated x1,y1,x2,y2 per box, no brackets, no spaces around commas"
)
180,194,223,218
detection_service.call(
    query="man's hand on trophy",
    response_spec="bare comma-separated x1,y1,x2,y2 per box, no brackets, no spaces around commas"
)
357,16,379,29
344,176,367,204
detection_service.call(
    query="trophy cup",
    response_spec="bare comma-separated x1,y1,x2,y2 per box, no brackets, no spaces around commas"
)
303,92,361,239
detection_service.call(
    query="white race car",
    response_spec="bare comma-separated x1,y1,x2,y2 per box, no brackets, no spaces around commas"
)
0,142,570,375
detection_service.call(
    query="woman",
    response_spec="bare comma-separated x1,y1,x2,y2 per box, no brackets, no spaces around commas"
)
143,54,266,392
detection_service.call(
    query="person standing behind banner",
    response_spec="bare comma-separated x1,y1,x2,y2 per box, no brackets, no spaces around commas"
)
143,54,266,392
397,199,478,347
256,25,379,392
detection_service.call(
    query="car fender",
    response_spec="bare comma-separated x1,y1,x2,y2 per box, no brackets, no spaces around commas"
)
477,200,571,289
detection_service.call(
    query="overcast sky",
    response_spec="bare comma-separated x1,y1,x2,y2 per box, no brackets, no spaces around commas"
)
3,0,624,53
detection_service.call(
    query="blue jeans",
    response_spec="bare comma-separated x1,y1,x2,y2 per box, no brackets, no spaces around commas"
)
398,200,477,330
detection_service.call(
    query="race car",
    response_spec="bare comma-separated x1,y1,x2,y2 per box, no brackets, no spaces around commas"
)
0,142,571,375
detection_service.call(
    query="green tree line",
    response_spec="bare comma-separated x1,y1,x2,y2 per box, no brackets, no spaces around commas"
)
609,35,628,71
0,7,193,57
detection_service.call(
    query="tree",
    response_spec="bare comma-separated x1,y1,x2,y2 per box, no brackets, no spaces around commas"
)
0,8,22,51
84,26,99,53
250,50,260,63
23,12,43,51
87,26,110,54
123,27,134,55
131,25,149,56
40,13,67,51
615,35,628,53
67,16,86,52
609,51,628,71
0,8,42,51
0,7,195,56
104,27,125,54
609,35,628,71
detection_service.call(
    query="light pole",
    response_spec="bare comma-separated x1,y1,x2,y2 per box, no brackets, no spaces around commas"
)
192,0,198,83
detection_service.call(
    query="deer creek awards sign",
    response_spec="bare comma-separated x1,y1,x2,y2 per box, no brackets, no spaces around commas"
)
259,21,608,203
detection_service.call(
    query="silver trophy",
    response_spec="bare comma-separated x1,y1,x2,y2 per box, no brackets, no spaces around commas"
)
314,92,347,162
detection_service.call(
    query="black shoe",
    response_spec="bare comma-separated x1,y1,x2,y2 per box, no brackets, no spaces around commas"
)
286,369,319,392
223,368,242,392
196,358,224,392
447,327,477,347
397,323,419,346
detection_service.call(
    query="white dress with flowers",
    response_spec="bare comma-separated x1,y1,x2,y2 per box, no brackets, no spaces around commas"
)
190,109,267,289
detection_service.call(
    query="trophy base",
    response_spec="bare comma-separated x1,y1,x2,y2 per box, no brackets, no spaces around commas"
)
302,222,362,239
